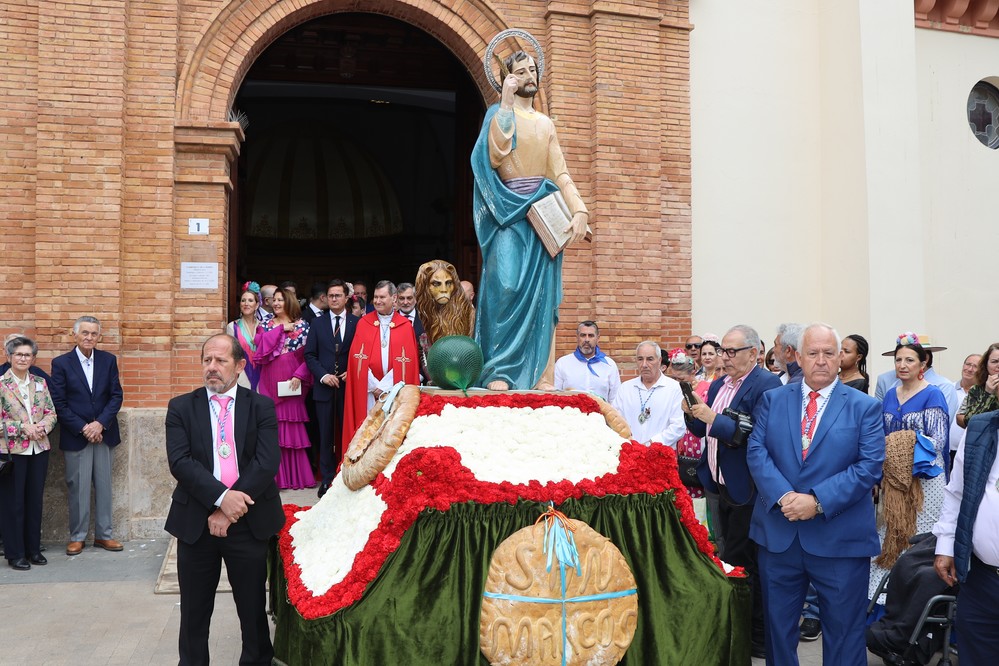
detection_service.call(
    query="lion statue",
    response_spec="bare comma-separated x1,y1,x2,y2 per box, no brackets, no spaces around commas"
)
415,259,475,347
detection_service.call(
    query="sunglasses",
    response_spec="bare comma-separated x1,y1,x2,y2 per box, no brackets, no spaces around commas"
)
685,343,702,350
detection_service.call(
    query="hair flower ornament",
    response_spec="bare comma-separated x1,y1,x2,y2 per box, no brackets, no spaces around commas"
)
896,332,921,347
668,348,691,365
242,281,261,295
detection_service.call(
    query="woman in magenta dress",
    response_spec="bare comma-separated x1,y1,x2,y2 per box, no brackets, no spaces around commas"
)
225,282,263,390
254,288,315,489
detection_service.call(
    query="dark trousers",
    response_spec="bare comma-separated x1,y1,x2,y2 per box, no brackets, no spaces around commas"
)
304,387,320,471
758,535,870,665
0,449,49,561
956,556,999,666
316,388,346,484
718,490,764,649
176,521,273,666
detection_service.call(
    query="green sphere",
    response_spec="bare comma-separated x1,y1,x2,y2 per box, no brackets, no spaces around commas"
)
427,336,484,390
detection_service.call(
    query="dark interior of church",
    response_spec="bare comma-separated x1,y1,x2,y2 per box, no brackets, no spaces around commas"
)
231,12,483,314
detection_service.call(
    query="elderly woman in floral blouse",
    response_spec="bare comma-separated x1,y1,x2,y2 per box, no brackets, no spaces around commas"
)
0,336,58,570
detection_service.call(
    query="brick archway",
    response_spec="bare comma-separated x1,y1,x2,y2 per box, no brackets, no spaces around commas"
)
171,0,541,364
175,0,541,122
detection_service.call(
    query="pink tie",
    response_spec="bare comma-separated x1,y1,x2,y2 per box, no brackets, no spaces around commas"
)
212,395,239,487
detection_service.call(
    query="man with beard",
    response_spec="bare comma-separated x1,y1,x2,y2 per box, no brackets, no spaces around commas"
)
554,321,621,402
471,49,589,391
164,334,284,665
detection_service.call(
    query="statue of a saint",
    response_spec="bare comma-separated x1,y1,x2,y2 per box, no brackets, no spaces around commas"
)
472,49,589,390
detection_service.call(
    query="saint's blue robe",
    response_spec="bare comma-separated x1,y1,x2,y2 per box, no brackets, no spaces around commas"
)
471,104,562,389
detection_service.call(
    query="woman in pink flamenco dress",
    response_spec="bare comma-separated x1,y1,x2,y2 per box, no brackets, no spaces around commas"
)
253,288,315,489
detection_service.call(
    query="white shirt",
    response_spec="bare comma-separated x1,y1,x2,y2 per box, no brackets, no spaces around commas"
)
366,314,399,410
75,346,95,391
613,373,686,447
319,310,347,384
399,309,417,326
553,352,621,402
933,427,999,567
949,381,970,457
207,384,239,506
800,378,837,439
309,303,324,319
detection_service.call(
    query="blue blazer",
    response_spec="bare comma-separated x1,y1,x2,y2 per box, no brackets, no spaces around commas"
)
303,311,358,402
50,348,124,452
747,381,884,557
690,365,782,504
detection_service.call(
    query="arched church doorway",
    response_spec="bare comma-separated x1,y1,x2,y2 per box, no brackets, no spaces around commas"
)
229,12,484,316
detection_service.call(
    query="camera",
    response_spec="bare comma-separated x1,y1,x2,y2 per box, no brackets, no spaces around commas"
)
721,408,754,448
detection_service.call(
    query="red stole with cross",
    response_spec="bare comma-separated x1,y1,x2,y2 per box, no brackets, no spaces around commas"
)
342,311,419,451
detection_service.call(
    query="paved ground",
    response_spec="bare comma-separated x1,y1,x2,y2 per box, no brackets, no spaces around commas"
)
0,487,932,664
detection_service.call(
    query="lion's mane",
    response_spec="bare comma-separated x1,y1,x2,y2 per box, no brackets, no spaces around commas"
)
415,259,475,345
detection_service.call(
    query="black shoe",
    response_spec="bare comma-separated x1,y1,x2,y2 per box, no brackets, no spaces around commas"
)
317,480,329,499
799,617,821,642
28,553,47,565
751,644,766,659
8,557,31,571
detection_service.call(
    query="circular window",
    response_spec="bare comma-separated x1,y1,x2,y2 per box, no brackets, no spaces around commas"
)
968,81,999,149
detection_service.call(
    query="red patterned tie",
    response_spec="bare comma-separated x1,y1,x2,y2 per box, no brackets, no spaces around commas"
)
801,391,820,460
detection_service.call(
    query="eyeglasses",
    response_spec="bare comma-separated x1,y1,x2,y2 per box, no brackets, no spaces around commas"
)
719,345,753,358
685,343,702,350
11,352,34,359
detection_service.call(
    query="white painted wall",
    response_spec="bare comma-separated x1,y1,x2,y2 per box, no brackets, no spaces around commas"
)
914,28,999,378
689,0,999,383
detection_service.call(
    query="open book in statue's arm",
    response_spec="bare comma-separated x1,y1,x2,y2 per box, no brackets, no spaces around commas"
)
526,191,593,258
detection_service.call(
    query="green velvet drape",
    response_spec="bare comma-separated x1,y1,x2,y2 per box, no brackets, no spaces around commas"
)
270,493,750,665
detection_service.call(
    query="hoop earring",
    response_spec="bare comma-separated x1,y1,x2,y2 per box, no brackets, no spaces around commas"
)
917,370,925,380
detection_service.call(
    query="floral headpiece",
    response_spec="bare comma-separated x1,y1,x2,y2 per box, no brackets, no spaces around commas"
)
881,332,946,356
668,348,693,366
242,281,261,295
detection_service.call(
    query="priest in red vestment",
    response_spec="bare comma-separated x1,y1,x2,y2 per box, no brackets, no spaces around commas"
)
343,281,420,443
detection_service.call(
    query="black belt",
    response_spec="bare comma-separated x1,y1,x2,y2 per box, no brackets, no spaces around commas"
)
972,554,999,576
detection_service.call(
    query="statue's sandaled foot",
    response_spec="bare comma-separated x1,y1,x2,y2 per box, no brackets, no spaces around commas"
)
486,380,510,391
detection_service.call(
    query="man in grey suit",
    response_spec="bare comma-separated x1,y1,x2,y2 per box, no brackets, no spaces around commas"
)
50,316,124,556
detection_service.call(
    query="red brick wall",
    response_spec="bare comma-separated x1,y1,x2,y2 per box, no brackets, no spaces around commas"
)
0,0,692,404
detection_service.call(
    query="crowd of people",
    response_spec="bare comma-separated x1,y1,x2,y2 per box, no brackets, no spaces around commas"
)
222,277,477,495
5,295,998,663
554,319,999,665
0,317,125,571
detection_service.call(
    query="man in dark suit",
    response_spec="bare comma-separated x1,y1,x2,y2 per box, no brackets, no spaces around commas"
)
50,316,124,556
300,281,328,472
747,324,884,665
304,279,358,496
165,333,284,666
685,324,782,659
301,281,328,323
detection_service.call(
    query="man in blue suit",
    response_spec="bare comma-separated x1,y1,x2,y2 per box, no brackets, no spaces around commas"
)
50,316,125,556
747,324,884,665
686,324,782,659
304,279,358,496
